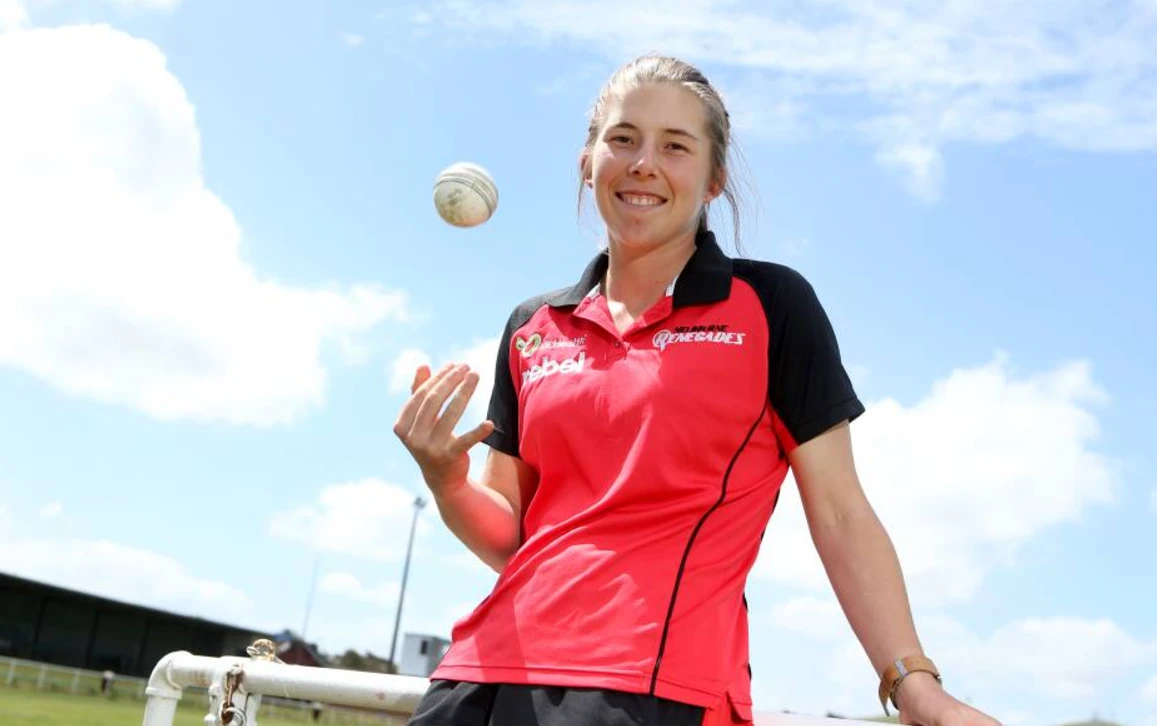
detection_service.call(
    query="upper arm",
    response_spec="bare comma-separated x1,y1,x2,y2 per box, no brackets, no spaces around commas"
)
741,262,867,517
480,446,538,528
788,421,869,527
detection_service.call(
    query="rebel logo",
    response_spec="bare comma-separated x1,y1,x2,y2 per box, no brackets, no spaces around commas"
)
522,352,587,383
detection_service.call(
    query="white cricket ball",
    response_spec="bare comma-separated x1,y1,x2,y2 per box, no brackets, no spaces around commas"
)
433,162,498,228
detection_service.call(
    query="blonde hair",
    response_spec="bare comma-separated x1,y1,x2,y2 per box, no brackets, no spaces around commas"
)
578,54,747,251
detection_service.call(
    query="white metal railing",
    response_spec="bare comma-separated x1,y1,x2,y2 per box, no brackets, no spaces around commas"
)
139,651,881,726
142,650,431,725
0,652,394,723
0,654,147,698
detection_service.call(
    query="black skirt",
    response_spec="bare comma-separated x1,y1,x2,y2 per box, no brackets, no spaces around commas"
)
406,680,706,726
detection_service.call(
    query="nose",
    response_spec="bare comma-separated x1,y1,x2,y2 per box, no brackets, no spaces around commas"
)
629,142,658,177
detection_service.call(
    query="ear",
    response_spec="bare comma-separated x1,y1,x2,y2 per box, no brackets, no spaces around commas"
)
705,167,727,202
578,150,593,188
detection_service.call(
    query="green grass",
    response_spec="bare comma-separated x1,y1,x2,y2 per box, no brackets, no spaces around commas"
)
4,663,143,699
0,688,407,726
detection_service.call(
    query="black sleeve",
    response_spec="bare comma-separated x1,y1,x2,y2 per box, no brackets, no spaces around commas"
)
482,309,522,458
480,292,557,459
737,261,865,450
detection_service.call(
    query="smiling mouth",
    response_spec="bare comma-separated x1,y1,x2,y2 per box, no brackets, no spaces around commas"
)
616,192,667,208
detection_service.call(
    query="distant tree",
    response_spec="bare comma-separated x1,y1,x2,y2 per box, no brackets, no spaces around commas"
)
325,648,398,675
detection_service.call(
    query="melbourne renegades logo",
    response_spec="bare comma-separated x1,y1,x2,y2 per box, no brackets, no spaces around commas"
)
652,324,746,352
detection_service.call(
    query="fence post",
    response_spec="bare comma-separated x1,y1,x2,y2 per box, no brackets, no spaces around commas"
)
36,664,46,691
5,659,14,686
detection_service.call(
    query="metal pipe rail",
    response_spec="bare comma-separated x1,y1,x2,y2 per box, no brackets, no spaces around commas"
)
141,650,431,725
140,650,878,726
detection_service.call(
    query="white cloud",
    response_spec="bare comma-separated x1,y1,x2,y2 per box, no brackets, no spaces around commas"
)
440,550,499,579
389,348,433,394
1142,673,1157,704
113,0,183,9
39,501,63,518
0,23,409,427
0,0,28,31
845,363,871,390
956,617,1157,700
763,596,849,641
341,32,365,48
308,597,473,655
318,572,399,609
267,478,426,560
0,533,263,628
1,0,181,32
457,338,500,425
761,602,1157,719
418,0,1157,199
756,353,1116,607
876,142,946,201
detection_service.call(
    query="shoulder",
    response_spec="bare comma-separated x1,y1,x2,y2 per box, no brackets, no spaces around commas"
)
500,286,574,335
730,258,823,310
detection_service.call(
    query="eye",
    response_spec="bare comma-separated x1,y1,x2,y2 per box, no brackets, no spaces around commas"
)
609,134,632,144
666,142,689,152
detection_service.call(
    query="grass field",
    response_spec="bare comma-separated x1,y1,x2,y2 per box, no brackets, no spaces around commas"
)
0,684,1126,726
0,688,406,726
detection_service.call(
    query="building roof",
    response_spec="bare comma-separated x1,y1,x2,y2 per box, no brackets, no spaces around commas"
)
0,570,273,638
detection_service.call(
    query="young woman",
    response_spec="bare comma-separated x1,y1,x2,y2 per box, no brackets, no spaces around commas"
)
394,55,1000,726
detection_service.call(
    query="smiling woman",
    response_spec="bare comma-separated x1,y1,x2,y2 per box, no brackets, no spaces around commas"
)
391,54,1001,726
577,55,745,257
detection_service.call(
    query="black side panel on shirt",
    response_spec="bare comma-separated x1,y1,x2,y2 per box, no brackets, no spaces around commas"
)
481,291,566,459
732,260,866,448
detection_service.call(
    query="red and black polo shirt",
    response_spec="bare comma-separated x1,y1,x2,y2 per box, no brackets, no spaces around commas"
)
432,231,865,722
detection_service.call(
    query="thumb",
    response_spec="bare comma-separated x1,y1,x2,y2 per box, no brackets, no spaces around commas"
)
453,420,496,454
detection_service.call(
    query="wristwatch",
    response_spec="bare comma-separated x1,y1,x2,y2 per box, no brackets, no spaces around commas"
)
878,655,941,715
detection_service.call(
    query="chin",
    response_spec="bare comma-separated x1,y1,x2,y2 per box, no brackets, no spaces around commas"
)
608,222,692,252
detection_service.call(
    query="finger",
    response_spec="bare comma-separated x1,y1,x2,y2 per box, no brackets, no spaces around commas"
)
395,363,455,437
411,364,432,394
451,419,496,455
430,370,482,441
412,364,469,434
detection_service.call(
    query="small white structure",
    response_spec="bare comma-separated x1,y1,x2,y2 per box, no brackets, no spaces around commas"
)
399,632,450,677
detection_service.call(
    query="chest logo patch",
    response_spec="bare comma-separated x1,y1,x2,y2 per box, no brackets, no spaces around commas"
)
516,334,587,358
516,333,543,357
653,325,746,352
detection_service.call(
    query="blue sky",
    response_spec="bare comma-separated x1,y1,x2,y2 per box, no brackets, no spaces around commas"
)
0,1,1154,724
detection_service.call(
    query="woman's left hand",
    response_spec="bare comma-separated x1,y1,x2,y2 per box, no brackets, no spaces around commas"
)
897,674,1002,726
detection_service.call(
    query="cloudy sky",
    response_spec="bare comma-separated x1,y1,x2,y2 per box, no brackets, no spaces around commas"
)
0,1,1154,724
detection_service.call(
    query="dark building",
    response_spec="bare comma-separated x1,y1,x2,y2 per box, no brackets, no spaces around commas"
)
270,629,326,668
0,571,273,678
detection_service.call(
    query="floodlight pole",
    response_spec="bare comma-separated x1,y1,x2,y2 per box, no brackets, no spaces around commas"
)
388,495,427,671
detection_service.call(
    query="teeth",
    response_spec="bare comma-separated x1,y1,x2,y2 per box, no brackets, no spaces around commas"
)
620,193,664,207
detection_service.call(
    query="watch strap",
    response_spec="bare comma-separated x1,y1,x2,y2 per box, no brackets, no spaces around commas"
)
878,655,941,715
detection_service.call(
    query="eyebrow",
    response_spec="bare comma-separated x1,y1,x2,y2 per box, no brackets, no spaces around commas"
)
607,121,700,142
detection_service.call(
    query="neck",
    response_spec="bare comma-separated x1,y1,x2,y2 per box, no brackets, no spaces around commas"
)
602,230,698,315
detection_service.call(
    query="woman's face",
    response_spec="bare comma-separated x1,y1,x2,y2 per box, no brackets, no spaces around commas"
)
586,83,721,253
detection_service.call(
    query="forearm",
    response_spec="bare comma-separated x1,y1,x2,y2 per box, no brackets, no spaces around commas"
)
808,497,925,677
434,478,521,573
